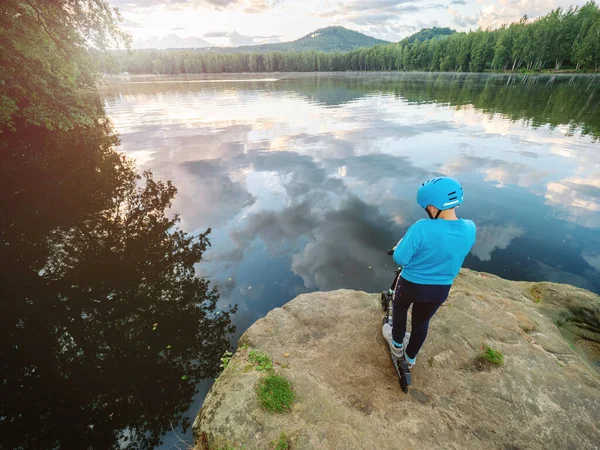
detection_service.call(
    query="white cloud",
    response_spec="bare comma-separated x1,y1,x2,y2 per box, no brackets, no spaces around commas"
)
545,172,600,227
112,0,279,11
444,153,550,188
471,224,525,261
546,173,600,212
132,33,214,48
315,0,447,30
203,30,281,46
448,7,479,28
582,250,600,273
477,0,581,30
131,29,281,48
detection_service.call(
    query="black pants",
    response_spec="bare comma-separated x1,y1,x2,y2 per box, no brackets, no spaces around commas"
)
392,277,449,359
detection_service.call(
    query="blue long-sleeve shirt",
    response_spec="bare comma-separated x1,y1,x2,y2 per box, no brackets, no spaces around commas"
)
393,218,476,285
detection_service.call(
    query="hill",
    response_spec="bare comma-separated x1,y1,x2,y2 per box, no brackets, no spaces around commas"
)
206,26,389,53
400,26,455,45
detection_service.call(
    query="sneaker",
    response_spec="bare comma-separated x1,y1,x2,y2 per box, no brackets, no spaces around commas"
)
401,333,415,368
382,324,409,359
402,332,411,350
404,351,416,369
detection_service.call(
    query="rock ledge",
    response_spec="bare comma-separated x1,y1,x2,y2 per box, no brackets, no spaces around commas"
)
194,269,600,450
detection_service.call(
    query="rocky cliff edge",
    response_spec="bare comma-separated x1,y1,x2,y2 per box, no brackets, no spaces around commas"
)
194,269,600,450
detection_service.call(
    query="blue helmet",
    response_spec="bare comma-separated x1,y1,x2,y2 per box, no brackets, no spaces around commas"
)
417,177,463,210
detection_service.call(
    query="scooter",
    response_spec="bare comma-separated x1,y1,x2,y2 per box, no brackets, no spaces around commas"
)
381,249,412,393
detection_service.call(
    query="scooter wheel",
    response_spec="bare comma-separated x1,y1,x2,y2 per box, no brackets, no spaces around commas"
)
380,292,387,312
399,360,411,393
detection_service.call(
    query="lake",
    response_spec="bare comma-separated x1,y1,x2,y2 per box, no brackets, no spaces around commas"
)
100,72,600,448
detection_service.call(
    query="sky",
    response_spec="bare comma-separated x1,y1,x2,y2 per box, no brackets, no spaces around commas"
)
108,0,591,49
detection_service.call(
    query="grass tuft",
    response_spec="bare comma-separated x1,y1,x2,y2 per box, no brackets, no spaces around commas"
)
271,431,289,450
482,345,504,365
220,350,233,371
530,286,543,303
198,432,241,450
257,374,295,413
248,350,273,372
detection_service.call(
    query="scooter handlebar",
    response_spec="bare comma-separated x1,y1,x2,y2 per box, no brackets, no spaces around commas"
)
387,249,395,256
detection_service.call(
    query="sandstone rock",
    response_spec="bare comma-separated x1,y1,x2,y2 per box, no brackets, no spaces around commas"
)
194,269,600,450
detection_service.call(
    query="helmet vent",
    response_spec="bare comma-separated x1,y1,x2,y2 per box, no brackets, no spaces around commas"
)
448,191,456,195
448,196,458,201
432,178,442,184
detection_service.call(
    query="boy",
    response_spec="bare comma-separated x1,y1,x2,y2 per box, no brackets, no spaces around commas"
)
382,177,476,368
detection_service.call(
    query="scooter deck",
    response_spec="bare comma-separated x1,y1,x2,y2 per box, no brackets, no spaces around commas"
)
391,354,411,393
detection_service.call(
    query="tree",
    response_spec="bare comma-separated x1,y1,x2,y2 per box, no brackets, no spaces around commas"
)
470,31,495,72
400,27,456,45
0,0,130,130
575,15,600,70
511,19,529,70
492,26,513,70
573,2,600,70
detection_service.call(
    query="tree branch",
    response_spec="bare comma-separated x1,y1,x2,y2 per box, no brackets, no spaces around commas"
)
23,0,65,50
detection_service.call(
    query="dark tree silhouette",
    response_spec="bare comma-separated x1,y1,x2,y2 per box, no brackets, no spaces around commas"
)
0,116,234,449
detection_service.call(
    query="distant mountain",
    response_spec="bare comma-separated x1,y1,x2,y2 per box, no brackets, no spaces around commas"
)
133,34,214,50
400,27,456,45
205,27,389,54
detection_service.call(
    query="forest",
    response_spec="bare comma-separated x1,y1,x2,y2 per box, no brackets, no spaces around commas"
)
98,2,600,74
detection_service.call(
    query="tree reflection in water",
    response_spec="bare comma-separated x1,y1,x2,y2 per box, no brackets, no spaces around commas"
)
0,116,234,449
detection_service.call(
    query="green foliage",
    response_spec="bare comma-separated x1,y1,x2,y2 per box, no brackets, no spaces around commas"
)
482,346,505,365
400,27,456,45
220,350,233,371
530,286,544,303
248,350,274,372
257,374,295,413
271,432,289,450
0,0,130,130
102,3,600,75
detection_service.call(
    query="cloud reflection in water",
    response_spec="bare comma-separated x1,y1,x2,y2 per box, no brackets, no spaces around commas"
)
103,73,600,317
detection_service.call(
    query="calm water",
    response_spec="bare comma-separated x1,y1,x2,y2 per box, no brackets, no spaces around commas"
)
99,71,600,448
